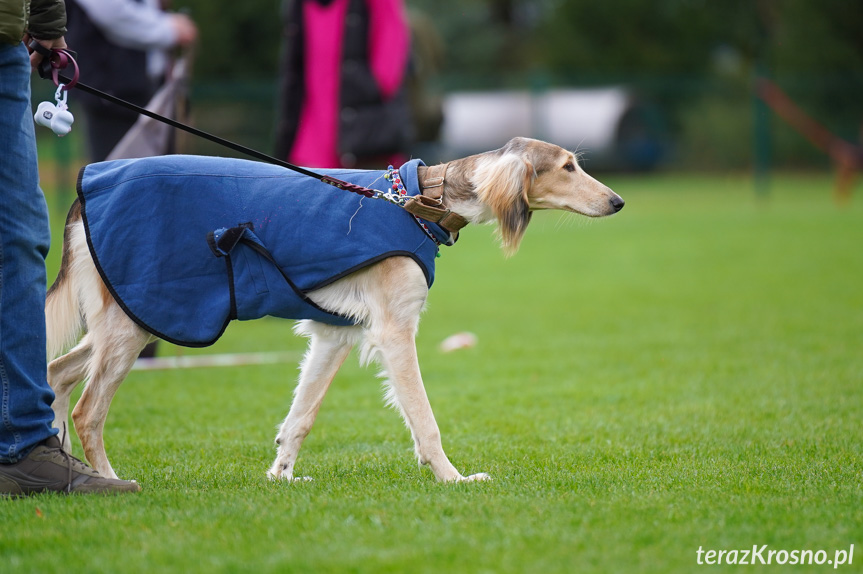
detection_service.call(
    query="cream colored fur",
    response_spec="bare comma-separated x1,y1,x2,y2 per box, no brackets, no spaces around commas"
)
45,137,623,482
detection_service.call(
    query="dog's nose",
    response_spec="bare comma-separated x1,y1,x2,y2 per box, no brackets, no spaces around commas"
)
610,195,625,212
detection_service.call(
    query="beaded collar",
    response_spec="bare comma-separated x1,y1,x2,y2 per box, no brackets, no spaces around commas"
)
380,165,447,247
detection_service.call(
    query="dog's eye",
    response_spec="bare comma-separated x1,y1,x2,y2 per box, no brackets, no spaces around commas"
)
563,161,576,172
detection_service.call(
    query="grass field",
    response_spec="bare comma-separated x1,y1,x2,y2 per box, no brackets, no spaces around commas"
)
2,172,862,573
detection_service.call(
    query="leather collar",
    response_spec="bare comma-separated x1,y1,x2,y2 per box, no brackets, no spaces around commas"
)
409,163,469,235
418,163,448,199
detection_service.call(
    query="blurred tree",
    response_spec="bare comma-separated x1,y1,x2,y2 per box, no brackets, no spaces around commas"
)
171,0,862,91
172,0,282,79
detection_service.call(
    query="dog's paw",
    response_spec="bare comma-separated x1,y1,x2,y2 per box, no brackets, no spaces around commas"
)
463,472,491,482
267,468,313,483
448,472,491,483
267,463,284,481
267,460,293,481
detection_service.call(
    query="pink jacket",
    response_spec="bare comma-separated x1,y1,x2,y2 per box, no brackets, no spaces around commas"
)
288,0,410,168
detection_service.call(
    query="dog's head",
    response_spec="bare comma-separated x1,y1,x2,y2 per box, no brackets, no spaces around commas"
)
471,137,624,255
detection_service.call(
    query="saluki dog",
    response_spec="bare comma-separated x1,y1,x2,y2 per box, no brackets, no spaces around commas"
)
46,137,624,483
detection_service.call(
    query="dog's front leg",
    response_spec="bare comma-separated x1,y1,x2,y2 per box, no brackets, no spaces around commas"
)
378,330,490,483
268,324,355,482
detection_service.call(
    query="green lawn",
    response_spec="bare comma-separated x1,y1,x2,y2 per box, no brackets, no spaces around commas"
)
3,172,861,573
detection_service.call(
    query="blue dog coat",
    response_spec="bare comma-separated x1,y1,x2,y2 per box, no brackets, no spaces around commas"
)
77,156,450,347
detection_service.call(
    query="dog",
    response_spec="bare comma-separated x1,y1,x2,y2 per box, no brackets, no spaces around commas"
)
45,137,624,483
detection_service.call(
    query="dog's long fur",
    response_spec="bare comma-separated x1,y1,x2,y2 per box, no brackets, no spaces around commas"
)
46,137,623,482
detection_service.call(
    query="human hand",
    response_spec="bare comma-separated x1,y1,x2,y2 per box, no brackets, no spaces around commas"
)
170,14,198,47
26,35,68,70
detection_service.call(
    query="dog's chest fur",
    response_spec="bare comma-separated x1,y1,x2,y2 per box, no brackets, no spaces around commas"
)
77,156,445,346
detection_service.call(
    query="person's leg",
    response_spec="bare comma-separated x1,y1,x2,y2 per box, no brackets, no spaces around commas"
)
0,42,57,464
0,44,140,496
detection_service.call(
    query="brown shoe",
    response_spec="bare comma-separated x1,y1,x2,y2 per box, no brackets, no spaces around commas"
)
0,436,141,496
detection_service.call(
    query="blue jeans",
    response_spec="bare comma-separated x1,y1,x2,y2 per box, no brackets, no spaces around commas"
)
0,42,58,463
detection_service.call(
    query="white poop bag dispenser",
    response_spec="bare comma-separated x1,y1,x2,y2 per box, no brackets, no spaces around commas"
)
35,83,75,136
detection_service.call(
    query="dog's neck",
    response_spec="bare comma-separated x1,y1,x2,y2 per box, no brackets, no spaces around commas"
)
416,156,493,227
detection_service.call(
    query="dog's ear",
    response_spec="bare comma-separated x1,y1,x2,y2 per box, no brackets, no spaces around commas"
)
472,153,534,256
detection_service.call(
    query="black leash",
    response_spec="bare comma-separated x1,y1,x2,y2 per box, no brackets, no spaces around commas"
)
35,48,377,198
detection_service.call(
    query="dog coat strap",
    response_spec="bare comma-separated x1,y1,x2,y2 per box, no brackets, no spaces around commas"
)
206,224,258,322
207,222,255,257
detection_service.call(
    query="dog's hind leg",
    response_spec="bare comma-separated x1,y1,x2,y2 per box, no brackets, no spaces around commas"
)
47,334,93,452
268,322,357,481
72,307,152,479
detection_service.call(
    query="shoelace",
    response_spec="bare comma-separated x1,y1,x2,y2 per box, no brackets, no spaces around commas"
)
52,423,98,493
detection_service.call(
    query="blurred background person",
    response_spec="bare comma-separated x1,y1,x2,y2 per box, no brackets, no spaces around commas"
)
65,0,197,162
275,0,413,169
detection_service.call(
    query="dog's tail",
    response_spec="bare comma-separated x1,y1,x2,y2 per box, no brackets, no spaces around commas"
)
46,200,86,359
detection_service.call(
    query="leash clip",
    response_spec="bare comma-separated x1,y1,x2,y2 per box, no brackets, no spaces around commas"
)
54,84,69,108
